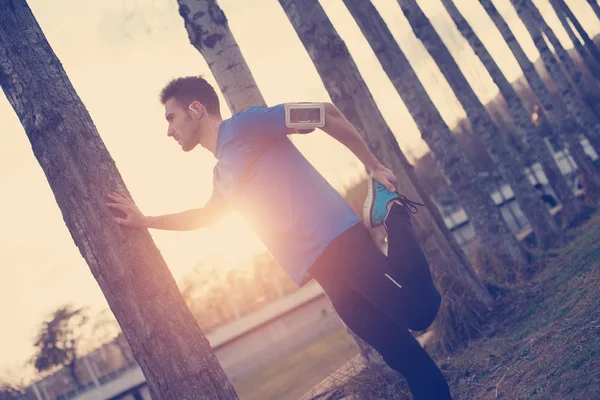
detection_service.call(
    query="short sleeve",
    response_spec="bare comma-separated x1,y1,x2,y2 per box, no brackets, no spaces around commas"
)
232,104,286,141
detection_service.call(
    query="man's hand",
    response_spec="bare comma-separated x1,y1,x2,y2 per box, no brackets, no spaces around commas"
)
371,164,398,193
106,192,149,228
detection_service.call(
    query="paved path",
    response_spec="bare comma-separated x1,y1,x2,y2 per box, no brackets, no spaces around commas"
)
298,354,366,400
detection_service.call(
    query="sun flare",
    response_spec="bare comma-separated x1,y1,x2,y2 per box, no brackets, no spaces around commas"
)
210,211,267,267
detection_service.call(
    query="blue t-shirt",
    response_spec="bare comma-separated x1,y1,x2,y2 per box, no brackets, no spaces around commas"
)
211,104,361,286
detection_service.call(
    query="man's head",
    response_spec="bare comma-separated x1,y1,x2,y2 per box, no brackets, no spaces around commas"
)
160,76,221,152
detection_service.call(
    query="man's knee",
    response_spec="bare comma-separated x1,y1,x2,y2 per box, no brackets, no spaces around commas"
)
409,286,441,331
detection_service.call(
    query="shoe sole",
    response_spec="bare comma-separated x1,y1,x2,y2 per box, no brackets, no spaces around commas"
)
363,178,381,228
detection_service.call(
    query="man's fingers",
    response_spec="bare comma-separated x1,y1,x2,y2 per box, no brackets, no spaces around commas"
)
106,202,129,212
376,175,396,193
383,170,398,192
113,216,136,226
377,178,395,193
383,176,397,193
108,192,131,204
107,193,124,204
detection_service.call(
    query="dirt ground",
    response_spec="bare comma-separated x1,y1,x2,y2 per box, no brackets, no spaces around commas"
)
335,211,600,399
442,213,600,399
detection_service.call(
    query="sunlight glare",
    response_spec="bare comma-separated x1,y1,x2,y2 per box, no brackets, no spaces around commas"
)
211,211,266,270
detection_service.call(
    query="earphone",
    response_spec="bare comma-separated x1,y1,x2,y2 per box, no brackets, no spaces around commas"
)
188,103,201,118
188,102,214,137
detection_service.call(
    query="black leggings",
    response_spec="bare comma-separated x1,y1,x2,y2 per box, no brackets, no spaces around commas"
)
310,203,452,400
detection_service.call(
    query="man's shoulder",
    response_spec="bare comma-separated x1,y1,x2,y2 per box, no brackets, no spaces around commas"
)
232,104,284,122
230,104,285,138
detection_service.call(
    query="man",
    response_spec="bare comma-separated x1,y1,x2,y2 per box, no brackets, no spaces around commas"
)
106,76,451,399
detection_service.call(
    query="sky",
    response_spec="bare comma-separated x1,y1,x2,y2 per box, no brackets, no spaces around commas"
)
0,0,598,381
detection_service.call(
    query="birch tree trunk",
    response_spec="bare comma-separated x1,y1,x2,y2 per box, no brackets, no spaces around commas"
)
397,0,565,249
548,0,600,81
175,0,393,367
344,0,530,283
480,0,600,202
278,0,493,352
511,0,600,154
440,0,581,223
586,0,600,21
524,1,600,115
176,0,266,112
558,0,600,68
0,2,237,399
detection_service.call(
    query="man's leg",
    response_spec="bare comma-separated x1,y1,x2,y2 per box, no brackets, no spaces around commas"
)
327,220,441,331
315,273,452,400
361,181,442,330
385,201,438,297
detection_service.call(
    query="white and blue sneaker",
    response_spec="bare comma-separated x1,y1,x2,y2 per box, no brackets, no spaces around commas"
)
363,178,400,228
363,178,425,229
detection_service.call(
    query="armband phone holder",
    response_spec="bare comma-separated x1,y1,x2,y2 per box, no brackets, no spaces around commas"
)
285,103,325,129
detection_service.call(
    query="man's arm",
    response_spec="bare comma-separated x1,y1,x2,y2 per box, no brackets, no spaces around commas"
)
145,203,228,231
310,102,398,192
319,103,380,171
106,192,229,230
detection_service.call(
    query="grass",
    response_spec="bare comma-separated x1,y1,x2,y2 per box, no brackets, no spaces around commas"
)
332,211,600,399
233,328,358,400
235,211,600,400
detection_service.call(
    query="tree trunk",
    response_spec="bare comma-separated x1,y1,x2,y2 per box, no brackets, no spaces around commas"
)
344,0,530,283
176,0,266,112
524,1,600,116
278,0,493,352
133,390,145,400
559,0,600,68
177,0,392,368
510,0,600,158
480,0,600,202
587,0,600,21
397,0,564,249
440,0,581,223
549,0,600,81
68,360,82,388
0,2,237,399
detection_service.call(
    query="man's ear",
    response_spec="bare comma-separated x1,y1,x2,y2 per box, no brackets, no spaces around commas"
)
188,101,203,118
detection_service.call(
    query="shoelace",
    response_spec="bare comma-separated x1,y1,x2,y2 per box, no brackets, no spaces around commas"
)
395,195,426,215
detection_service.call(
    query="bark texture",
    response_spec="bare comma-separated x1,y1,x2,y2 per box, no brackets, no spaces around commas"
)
560,0,600,68
344,0,530,283
279,0,493,352
549,0,600,81
177,0,266,112
0,2,237,398
440,0,581,223
524,1,600,117
481,0,600,201
397,0,564,249
587,0,600,21
510,0,600,199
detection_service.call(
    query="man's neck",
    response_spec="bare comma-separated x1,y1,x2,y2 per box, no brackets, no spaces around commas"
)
202,117,223,156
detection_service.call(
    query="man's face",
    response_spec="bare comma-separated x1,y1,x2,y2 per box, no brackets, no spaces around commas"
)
164,98,201,152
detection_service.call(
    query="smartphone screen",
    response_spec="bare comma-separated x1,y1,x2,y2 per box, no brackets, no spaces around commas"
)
290,107,321,123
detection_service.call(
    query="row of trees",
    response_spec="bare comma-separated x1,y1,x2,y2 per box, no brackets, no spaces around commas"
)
180,254,298,331
1,252,295,398
2,0,600,398
0,306,126,400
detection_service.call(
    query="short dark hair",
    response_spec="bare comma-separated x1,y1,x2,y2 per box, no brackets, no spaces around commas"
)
159,76,221,116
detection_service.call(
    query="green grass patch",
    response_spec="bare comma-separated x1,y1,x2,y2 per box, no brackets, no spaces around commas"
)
233,328,358,400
